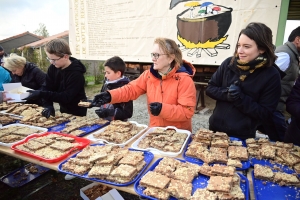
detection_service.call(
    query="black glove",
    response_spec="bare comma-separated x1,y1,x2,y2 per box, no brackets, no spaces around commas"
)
23,90,41,101
91,92,111,107
149,102,162,116
95,108,115,118
227,83,244,102
42,106,55,118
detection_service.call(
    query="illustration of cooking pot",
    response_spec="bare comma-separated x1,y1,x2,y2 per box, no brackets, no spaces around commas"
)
170,1,233,57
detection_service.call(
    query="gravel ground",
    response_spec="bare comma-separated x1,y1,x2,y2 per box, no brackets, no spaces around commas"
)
84,93,215,134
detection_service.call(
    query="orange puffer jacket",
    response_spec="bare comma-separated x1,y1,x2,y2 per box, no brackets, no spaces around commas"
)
109,60,196,132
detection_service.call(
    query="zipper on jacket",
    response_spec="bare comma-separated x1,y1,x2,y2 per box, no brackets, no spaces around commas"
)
160,80,163,94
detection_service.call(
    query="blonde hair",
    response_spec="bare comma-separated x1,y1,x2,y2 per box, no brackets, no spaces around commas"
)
154,37,182,68
3,53,26,71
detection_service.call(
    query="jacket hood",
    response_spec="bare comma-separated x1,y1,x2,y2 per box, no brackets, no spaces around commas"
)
64,57,86,73
105,76,130,90
150,59,195,79
105,76,130,84
21,62,39,76
176,60,195,76
285,41,300,61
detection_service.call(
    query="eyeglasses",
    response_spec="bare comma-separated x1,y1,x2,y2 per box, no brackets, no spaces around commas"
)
46,56,63,63
151,53,167,60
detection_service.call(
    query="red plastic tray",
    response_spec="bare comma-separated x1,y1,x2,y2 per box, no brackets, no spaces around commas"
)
11,132,90,163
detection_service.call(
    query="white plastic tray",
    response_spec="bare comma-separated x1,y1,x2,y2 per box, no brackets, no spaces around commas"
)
0,123,48,147
131,126,191,157
86,121,148,147
0,110,23,118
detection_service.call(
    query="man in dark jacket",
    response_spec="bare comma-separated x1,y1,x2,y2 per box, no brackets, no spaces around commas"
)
0,45,8,63
24,38,87,117
260,26,300,141
285,75,300,146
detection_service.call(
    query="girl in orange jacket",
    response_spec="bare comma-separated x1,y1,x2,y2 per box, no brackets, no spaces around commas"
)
92,37,196,132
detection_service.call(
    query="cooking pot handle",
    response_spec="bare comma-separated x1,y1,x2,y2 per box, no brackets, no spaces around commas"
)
215,4,233,12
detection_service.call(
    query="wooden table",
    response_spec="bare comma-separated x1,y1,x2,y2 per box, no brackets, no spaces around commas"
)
0,134,255,200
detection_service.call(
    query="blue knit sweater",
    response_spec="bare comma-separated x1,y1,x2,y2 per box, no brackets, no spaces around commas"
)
0,67,11,91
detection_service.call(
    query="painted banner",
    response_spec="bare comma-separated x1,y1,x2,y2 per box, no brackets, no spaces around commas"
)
69,0,281,65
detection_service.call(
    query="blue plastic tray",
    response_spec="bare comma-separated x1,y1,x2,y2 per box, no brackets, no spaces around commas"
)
0,164,50,187
47,121,70,132
58,144,154,186
252,170,299,200
1,120,18,126
183,137,250,170
48,121,109,137
249,158,296,175
134,158,249,200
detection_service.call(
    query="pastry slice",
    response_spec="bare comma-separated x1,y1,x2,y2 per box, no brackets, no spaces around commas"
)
207,176,233,193
254,164,274,181
140,171,170,189
227,159,242,168
167,179,192,200
190,188,217,200
143,186,170,200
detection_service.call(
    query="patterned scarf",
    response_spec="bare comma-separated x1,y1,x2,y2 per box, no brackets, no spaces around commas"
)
235,55,267,81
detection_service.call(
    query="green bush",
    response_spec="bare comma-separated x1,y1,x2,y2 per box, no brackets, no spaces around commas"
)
13,47,49,73
95,62,105,84
82,61,91,86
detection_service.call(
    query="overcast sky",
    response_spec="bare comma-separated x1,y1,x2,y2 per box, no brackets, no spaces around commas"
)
1,1,299,43
1,0,69,40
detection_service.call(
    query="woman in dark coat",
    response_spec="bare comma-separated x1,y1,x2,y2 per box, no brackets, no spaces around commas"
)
285,76,300,146
206,22,281,139
4,54,46,105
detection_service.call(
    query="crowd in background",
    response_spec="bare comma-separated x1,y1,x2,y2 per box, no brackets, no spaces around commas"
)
0,24,300,146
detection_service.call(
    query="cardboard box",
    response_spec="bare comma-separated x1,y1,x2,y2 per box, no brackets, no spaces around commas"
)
2,83,31,102
80,182,124,200
99,189,124,200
